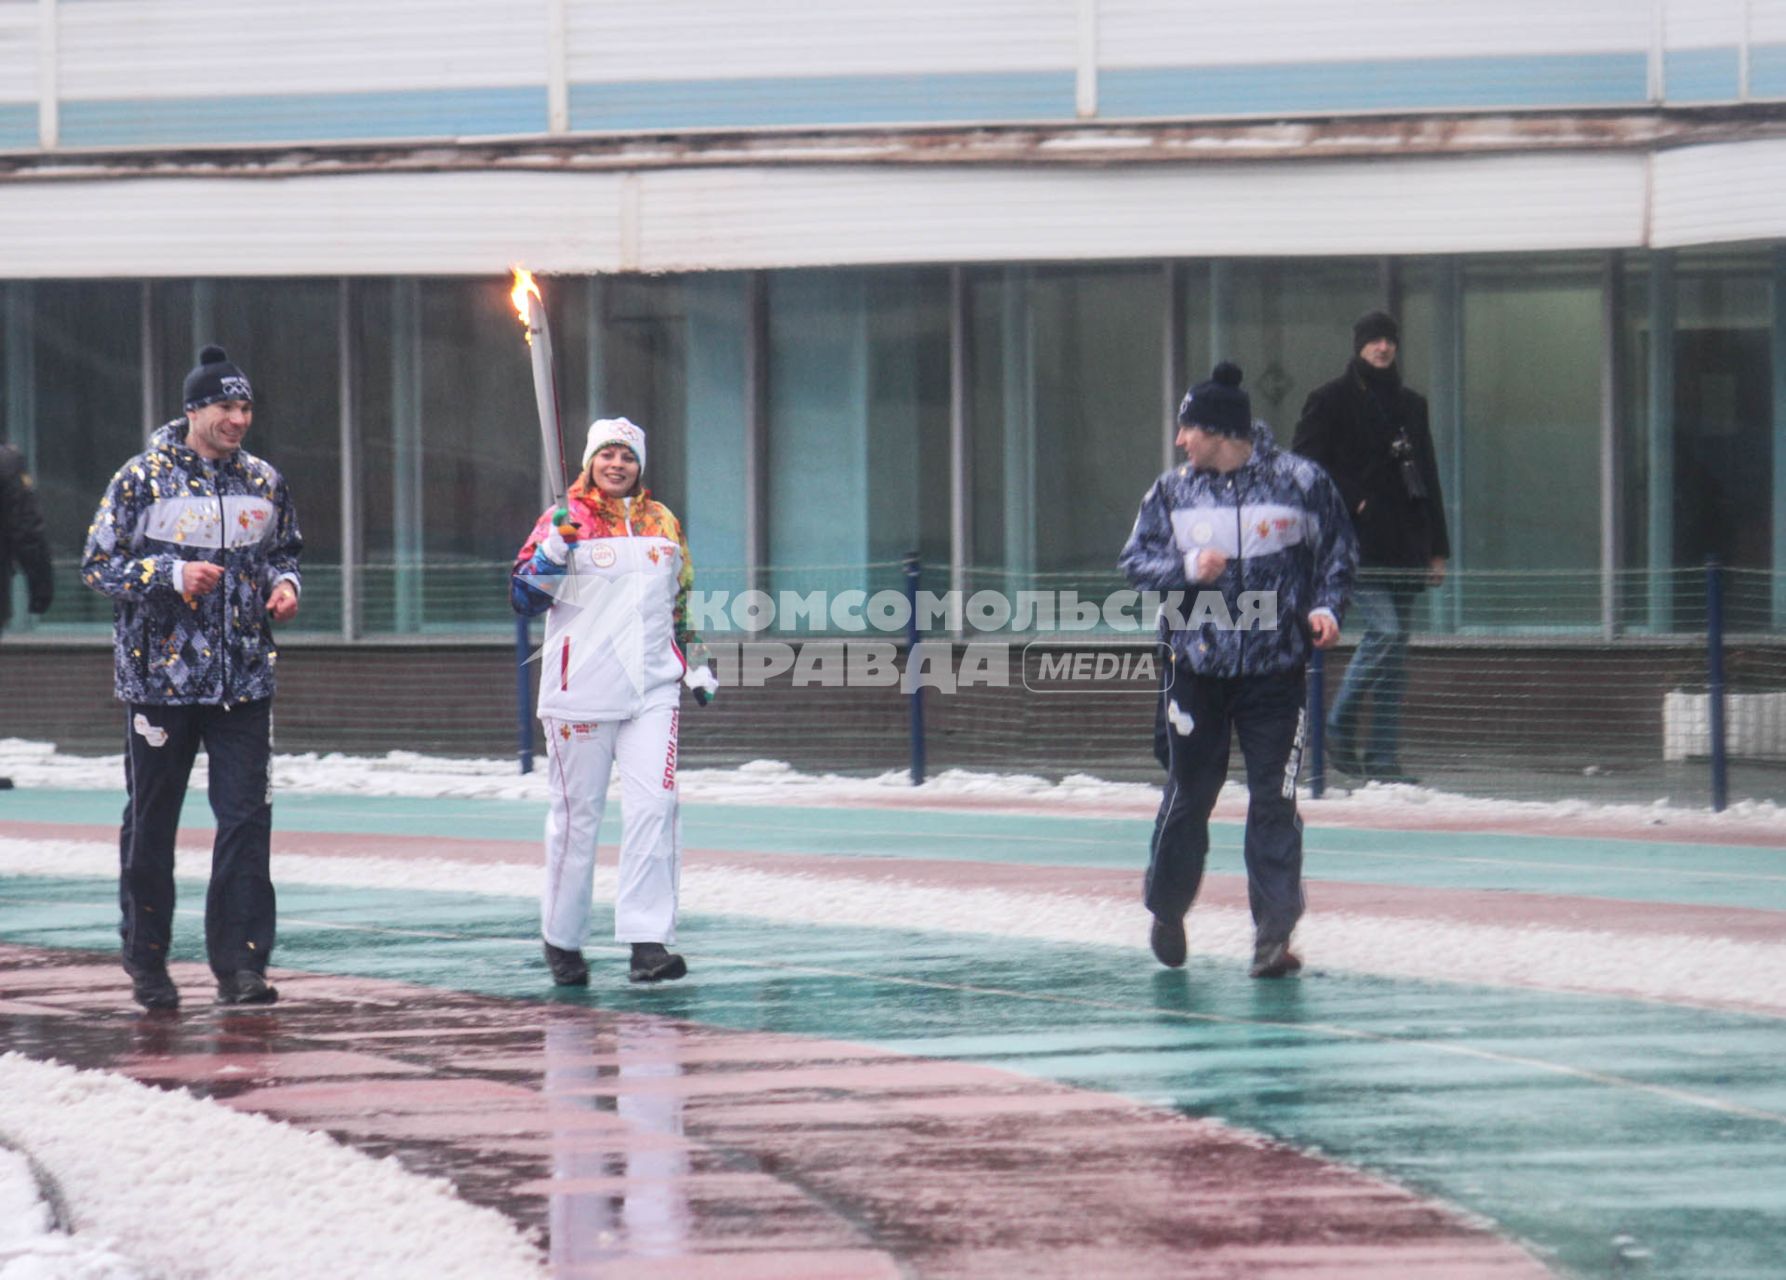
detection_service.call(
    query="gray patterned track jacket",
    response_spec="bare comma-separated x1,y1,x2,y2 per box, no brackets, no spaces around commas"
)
1120,425,1357,678
82,421,303,705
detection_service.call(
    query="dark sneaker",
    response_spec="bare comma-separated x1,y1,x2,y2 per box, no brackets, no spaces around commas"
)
543,941,589,986
1149,912,1187,968
215,970,279,1005
128,966,180,1011
1249,941,1303,979
629,943,688,983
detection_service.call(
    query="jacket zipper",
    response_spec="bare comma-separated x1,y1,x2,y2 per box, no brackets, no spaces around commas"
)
1232,473,1247,677
214,467,230,704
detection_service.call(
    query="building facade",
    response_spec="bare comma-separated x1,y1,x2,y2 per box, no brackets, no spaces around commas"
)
2,0,1784,644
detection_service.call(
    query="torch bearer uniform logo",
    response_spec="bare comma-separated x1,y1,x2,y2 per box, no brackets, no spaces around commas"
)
589,543,618,569
1191,520,1214,545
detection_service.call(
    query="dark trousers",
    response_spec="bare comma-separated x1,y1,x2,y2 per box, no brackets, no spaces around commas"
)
1146,667,1307,946
119,698,276,979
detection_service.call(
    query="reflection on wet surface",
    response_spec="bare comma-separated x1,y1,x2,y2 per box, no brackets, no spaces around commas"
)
0,944,1547,1278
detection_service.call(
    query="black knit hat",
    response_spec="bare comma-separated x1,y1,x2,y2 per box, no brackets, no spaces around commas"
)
183,345,255,412
1352,310,1399,353
1177,361,1251,438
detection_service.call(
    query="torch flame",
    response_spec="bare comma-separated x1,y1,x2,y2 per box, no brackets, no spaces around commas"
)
509,266,542,330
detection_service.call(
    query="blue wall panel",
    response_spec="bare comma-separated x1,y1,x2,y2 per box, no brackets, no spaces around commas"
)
570,71,1073,133
1664,47,1741,103
60,86,547,148
0,105,35,150
1748,44,1786,100
1100,52,1650,118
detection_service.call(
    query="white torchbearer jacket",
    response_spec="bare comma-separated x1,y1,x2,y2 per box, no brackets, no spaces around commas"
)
511,487,693,722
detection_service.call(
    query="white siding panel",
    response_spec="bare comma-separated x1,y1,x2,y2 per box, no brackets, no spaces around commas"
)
0,0,36,106
1097,0,1648,68
564,0,1076,81
57,0,548,98
1755,0,1786,43
0,153,1653,278
1652,139,1786,247
632,155,1646,268
1663,0,1744,49
0,172,622,277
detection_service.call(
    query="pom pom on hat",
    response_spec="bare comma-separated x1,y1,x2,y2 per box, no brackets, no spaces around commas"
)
582,416,647,472
1177,361,1252,438
182,345,254,412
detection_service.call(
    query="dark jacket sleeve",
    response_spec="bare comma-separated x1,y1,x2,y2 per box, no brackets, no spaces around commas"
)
1118,479,1191,591
1292,384,1366,518
1407,393,1450,560
0,448,54,614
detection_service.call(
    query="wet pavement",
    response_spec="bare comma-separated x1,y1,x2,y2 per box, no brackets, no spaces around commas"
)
0,945,1547,1278
4,789,1786,1277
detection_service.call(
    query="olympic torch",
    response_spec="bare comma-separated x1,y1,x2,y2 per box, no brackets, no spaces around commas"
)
509,267,570,506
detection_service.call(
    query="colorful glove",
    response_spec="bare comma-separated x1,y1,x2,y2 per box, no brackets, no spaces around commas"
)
538,508,582,566
683,663,719,707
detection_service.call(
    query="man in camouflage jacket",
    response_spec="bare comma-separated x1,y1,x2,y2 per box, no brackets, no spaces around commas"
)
82,345,302,1010
1121,362,1355,980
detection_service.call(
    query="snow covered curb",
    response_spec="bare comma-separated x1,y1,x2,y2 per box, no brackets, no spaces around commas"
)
3,738,1781,834
0,1053,544,1280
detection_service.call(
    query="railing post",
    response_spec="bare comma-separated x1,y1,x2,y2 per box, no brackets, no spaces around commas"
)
516,612,535,775
1707,558,1727,812
1308,647,1326,799
904,553,926,786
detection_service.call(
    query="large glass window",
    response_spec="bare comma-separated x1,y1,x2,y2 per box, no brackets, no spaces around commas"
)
1441,255,1603,629
5,281,142,629
354,278,549,634
1182,259,1383,443
970,264,1163,611
766,268,950,614
153,280,342,632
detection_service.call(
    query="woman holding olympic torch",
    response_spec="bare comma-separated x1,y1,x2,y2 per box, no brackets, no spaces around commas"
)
511,417,718,985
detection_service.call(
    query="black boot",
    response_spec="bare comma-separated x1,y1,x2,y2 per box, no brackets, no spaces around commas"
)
127,964,180,1011
215,970,279,1005
1249,940,1303,979
543,941,589,986
1149,912,1187,968
629,942,687,983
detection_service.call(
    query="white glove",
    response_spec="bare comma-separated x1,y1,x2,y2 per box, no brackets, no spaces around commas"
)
539,530,572,566
683,664,719,705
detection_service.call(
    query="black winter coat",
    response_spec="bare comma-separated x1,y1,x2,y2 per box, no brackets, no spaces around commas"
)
1291,361,1450,574
0,444,53,630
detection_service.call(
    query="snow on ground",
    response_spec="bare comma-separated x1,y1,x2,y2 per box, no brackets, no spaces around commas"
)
0,1053,543,1280
3,737,1783,834
0,1139,142,1279
5,836,1784,1017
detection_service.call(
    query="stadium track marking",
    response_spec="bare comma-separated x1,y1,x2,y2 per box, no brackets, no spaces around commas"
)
4,884,1780,1126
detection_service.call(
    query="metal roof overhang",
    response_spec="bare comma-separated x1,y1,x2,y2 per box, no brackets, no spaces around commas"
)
0,110,1781,275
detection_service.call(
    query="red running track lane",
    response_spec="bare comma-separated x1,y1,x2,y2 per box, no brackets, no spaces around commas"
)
0,944,1548,1279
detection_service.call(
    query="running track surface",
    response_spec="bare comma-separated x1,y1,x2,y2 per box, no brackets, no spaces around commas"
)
2,786,1784,1279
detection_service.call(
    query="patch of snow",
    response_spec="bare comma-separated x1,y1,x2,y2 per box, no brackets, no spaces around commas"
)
2,739,1780,834
4,837,1783,1016
0,1053,544,1280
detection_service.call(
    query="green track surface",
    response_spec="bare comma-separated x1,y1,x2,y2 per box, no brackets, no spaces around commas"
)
6,787,1786,1276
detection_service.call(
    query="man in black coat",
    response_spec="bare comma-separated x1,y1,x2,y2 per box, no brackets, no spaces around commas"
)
0,443,55,789
1291,311,1448,784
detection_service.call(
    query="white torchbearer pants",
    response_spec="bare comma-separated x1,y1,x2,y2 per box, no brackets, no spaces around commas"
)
541,705,681,948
